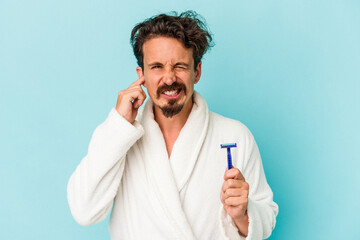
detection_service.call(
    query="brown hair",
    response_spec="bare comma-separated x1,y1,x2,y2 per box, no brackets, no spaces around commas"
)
130,10,214,70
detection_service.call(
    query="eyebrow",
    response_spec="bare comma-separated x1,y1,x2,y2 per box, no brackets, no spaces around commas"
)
148,62,163,67
174,62,190,68
147,62,190,67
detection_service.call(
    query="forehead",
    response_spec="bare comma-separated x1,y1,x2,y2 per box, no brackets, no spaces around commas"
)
142,37,193,64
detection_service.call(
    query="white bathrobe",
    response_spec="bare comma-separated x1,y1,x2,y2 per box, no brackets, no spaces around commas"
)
67,92,278,240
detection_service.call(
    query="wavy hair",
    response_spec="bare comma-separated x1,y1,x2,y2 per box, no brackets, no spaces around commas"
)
130,10,214,70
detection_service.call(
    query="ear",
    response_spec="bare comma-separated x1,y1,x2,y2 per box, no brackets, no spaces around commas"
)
194,62,202,84
136,67,146,87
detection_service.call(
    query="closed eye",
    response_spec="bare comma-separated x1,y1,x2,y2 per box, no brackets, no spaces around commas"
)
175,65,186,69
174,63,189,70
151,65,162,69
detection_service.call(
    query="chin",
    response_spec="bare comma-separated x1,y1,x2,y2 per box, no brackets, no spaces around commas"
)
159,103,185,118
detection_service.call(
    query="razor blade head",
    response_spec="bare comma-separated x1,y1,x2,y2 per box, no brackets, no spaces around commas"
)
220,143,237,148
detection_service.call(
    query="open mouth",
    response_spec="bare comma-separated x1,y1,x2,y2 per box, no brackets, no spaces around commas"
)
161,89,183,99
157,82,186,100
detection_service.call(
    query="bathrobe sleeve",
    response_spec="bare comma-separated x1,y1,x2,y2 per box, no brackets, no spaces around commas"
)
67,108,144,226
220,128,278,240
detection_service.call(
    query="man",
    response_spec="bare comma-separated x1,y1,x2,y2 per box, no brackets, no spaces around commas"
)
67,11,278,240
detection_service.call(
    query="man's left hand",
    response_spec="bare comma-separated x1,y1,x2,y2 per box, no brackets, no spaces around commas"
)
220,167,249,235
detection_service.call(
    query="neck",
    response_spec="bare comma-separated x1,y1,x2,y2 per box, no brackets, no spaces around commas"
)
153,95,194,157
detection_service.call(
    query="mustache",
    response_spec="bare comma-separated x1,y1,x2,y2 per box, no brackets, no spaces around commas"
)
156,82,187,98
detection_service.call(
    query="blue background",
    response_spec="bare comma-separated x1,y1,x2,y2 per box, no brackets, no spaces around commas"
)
1,0,359,239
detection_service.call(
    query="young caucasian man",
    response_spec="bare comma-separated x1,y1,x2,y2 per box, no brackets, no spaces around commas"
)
67,11,278,240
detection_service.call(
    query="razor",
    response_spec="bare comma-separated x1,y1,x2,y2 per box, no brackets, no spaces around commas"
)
220,143,237,169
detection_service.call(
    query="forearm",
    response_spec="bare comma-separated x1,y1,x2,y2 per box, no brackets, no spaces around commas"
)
67,156,125,225
234,211,249,237
67,108,144,225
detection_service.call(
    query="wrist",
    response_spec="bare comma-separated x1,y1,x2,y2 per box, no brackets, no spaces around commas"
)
234,211,249,237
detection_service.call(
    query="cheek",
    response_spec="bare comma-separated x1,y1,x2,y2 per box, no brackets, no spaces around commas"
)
143,74,153,90
145,81,158,97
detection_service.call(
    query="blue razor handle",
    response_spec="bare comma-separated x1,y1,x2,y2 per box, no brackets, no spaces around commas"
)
226,148,233,169
220,143,237,169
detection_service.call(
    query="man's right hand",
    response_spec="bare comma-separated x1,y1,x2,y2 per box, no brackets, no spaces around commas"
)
115,76,146,123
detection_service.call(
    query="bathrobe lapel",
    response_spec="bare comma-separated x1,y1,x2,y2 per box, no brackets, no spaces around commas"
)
137,92,209,239
169,92,209,191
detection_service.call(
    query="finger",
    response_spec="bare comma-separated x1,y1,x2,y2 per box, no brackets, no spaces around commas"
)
133,94,146,109
119,88,145,107
129,76,145,88
122,86,146,100
127,83,146,103
132,91,147,108
222,179,247,192
224,196,248,207
134,87,147,107
224,167,244,180
220,189,225,204
224,167,245,181
127,85,146,94
127,85,146,98
223,188,249,199
223,188,243,198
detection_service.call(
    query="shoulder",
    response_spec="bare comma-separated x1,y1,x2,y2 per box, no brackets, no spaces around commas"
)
208,111,261,171
210,112,251,135
209,111,256,146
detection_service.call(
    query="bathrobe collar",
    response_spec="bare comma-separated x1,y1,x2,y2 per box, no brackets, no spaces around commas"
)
137,91,209,239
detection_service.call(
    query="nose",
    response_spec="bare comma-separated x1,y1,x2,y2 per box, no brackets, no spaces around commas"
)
162,67,176,85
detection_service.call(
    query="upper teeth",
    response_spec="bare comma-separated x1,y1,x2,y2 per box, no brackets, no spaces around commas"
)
164,90,178,96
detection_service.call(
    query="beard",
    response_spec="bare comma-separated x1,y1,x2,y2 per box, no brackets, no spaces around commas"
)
158,104,184,118
155,82,187,118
